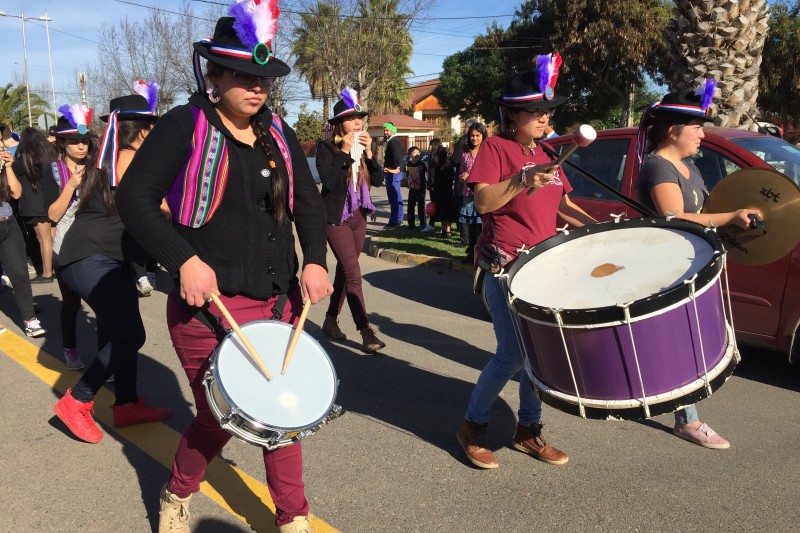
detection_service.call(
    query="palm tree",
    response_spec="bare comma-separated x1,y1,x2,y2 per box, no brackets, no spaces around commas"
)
665,0,770,129
292,1,342,123
0,83,52,131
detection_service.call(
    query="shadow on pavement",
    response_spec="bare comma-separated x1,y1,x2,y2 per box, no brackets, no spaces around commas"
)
308,314,518,463
733,345,799,392
1,287,284,531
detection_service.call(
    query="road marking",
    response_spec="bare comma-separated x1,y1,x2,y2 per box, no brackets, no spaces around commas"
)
0,326,339,533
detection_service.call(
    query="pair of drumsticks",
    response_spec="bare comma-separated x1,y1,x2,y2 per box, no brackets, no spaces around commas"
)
209,293,311,381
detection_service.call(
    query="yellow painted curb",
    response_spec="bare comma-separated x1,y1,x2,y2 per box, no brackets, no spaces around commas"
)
0,325,339,533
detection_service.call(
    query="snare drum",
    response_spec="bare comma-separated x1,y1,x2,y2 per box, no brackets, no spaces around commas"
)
503,217,739,420
204,320,341,449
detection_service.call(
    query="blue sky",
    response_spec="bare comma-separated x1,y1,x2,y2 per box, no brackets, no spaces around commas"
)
0,0,521,122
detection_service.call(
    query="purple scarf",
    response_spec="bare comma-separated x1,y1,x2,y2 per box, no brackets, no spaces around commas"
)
341,180,375,223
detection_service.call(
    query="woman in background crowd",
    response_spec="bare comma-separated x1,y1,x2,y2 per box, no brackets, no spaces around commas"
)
318,87,387,353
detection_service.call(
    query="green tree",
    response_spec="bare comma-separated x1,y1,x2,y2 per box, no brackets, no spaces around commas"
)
293,103,325,143
759,0,800,132
291,1,426,115
666,0,770,129
0,83,51,130
436,1,669,131
549,0,670,127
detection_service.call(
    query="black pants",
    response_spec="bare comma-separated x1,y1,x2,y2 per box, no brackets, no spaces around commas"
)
60,253,144,405
54,253,82,350
0,216,35,321
407,188,426,228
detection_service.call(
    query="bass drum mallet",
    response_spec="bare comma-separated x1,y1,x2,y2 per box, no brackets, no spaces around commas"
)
527,124,597,196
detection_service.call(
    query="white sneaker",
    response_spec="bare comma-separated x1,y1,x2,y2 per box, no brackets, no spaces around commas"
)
1,274,11,288
420,225,436,232
136,276,153,297
24,318,45,337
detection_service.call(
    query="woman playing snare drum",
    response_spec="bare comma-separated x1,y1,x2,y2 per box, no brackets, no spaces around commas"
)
636,80,760,450
116,6,332,533
457,55,596,470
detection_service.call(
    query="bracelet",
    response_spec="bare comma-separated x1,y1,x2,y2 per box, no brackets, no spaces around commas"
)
518,167,527,187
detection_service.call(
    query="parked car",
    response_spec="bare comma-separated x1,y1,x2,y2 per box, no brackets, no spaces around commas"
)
546,127,800,363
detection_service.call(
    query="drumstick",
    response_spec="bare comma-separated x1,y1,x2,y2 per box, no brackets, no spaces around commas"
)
527,124,597,196
281,297,312,375
209,293,273,381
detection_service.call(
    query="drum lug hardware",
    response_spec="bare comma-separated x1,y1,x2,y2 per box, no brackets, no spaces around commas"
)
556,223,570,235
610,213,625,223
326,404,344,422
515,244,532,255
220,408,240,427
664,211,678,221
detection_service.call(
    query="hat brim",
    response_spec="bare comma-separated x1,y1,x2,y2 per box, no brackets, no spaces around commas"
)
193,42,291,78
56,132,98,140
495,94,566,110
328,110,370,124
100,112,160,123
648,106,714,122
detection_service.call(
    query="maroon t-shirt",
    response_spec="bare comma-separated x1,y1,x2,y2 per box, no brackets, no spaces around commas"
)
467,135,572,258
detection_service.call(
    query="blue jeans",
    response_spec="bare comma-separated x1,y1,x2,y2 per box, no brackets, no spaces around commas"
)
60,253,144,405
385,173,404,225
465,273,541,426
675,404,699,425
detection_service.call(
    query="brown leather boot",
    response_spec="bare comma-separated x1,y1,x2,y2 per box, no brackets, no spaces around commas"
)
360,326,385,353
512,422,569,465
456,419,499,469
322,314,347,340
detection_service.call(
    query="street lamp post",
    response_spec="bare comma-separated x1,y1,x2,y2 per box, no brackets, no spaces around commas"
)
39,13,57,123
0,11,56,127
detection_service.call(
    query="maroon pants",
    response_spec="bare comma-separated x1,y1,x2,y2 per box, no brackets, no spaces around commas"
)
166,287,309,526
326,209,369,330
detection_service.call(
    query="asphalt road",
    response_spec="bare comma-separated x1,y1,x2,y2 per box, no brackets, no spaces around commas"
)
1,185,798,533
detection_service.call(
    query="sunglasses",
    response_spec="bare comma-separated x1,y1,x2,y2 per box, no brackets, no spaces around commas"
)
227,70,275,88
519,108,551,119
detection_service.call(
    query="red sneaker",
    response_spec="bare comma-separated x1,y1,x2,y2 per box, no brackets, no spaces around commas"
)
54,389,103,443
112,399,171,428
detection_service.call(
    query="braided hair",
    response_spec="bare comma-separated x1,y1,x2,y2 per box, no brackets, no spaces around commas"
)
251,114,287,224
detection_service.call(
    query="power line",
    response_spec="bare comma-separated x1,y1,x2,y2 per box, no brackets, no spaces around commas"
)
189,0,515,21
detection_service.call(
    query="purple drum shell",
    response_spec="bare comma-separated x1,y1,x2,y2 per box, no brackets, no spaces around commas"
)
518,276,727,401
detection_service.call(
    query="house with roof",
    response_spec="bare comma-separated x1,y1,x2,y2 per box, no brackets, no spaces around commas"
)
368,113,437,157
408,78,466,142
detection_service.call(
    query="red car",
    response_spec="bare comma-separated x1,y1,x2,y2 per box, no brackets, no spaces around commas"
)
548,127,800,363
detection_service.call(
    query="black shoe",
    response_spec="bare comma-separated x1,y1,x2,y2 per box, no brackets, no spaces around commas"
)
30,275,54,284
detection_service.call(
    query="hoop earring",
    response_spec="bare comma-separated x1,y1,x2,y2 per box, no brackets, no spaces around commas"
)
208,85,221,104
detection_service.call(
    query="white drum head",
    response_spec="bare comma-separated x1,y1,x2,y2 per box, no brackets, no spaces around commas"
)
510,227,715,310
215,321,336,430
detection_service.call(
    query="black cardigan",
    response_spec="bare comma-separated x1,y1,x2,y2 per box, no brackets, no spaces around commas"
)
316,140,383,225
115,93,328,299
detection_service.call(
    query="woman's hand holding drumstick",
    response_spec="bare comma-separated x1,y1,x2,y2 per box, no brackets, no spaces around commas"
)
208,292,273,381
526,124,596,196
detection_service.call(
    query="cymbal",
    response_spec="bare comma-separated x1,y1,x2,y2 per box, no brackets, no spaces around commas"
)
704,168,800,265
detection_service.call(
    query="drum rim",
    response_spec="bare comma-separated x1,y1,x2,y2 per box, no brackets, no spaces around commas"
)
506,217,725,326
209,320,339,434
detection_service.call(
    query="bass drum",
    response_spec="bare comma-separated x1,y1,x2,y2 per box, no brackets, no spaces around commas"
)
503,217,739,420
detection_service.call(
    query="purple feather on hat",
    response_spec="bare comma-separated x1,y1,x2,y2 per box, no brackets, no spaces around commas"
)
536,55,550,94
58,104,77,127
229,0,280,49
698,78,716,112
133,80,159,113
341,86,359,108
230,1,259,48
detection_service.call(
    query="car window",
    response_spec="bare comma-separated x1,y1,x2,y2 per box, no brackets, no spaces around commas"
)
729,136,800,185
557,139,629,200
688,146,742,191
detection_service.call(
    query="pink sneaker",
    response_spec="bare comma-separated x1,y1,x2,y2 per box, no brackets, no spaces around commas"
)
673,422,730,449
